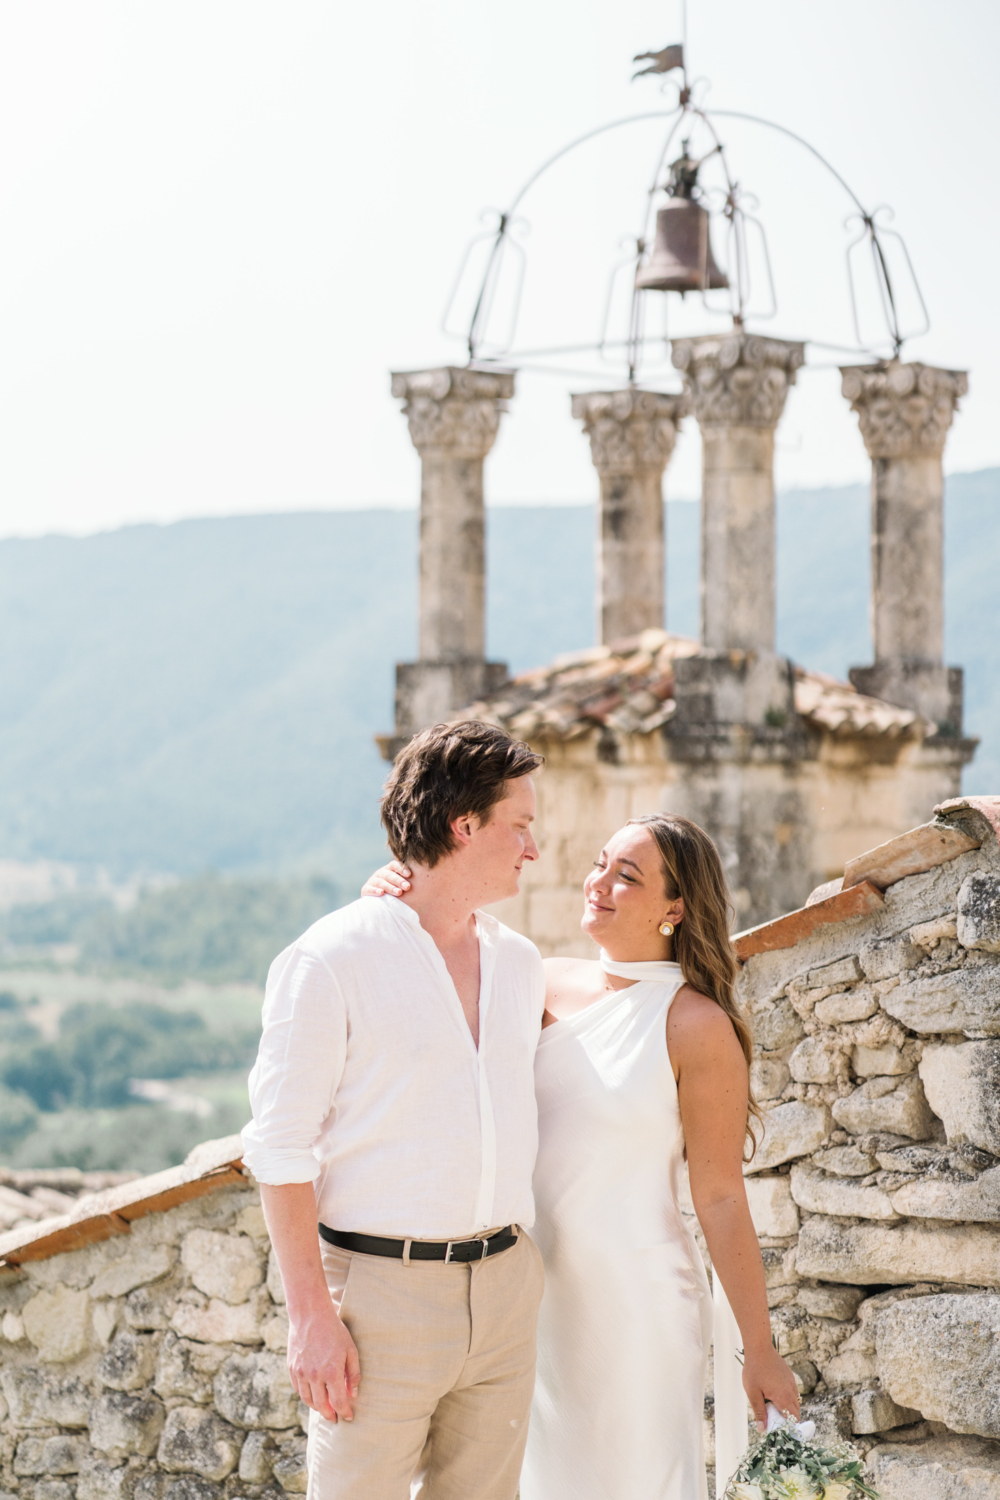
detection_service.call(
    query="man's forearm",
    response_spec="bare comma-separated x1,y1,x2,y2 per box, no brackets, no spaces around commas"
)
259,1181,329,1313
259,1181,360,1422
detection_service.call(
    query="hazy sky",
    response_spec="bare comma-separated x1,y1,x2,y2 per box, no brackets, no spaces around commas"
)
0,1,997,538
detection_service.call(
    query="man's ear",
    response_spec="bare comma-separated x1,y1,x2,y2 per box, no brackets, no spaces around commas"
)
449,812,481,849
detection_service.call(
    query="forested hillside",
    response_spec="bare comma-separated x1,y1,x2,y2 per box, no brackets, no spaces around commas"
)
0,470,996,884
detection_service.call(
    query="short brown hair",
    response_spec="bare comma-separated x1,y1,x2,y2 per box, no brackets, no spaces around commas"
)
381,721,543,867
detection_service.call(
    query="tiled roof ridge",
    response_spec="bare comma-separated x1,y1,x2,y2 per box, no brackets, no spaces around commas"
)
457,628,927,743
0,1134,249,1272
733,797,1000,962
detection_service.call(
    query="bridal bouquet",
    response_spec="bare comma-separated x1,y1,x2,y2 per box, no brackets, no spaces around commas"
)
725,1406,878,1500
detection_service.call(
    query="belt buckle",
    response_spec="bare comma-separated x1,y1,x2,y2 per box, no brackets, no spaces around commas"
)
444,1239,456,1264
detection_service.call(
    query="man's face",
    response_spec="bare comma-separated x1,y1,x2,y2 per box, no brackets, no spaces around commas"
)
456,776,539,905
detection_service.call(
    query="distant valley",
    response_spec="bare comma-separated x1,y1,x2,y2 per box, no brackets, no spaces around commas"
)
0,470,997,886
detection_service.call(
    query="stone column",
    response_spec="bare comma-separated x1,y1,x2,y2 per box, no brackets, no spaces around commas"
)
669,333,804,725
571,389,688,644
671,332,805,653
841,361,968,730
385,366,513,747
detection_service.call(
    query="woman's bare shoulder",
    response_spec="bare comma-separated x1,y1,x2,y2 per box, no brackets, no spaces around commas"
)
668,985,743,1053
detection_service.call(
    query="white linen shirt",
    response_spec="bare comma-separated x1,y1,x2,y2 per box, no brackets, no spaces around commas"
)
241,895,546,1239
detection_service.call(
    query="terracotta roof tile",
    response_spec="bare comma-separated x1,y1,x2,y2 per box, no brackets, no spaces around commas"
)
459,629,923,743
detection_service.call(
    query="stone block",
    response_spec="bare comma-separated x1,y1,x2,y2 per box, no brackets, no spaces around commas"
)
761,1245,798,1290
155,1333,229,1403
263,1311,289,1353
745,1101,833,1174
98,1330,159,1391
32,1482,73,1500
890,1165,1000,1222
77,1460,135,1500
0,1369,91,1428
266,1249,285,1306
744,1175,799,1237
958,874,1000,953
790,1359,819,1394
799,1392,853,1447
272,1439,308,1493
171,1295,265,1345
750,997,806,1053
90,1246,177,1300
180,1229,263,1305
2,1311,25,1342
89,1392,167,1459
885,962,1000,1036
852,1044,910,1076
815,989,879,1025
750,1056,791,1101
875,1294,1000,1437
851,1389,922,1434
22,1285,92,1363
161,1479,222,1500
911,914,959,948
805,956,864,988
919,1041,1000,1155
868,1436,1000,1500
213,1351,300,1430
124,1284,172,1332
157,1406,244,1482
789,1037,847,1085
238,1431,277,1483
811,1145,878,1176
790,1164,899,1220
831,1074,933,1139
797,1283,863,1321
822,1346,879,1387
860,933,921,981
14,1437,90,1477
92,1301,120,1347
235,1203,268,1240
796,1215,1000,1286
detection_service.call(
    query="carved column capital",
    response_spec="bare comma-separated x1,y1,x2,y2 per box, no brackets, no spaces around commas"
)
671,333,805,428
840,361,968,459
390,366,516,458
570,389,688,476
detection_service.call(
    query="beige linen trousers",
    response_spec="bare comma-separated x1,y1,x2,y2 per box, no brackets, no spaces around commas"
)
307,1229,545,1500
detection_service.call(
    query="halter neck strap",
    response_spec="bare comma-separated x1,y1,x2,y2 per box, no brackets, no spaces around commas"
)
599,951,683,982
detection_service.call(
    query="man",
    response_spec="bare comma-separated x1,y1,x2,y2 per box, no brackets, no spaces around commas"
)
241,720,547,1500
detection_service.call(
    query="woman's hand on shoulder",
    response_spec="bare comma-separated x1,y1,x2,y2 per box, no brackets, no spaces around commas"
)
360,860,411,898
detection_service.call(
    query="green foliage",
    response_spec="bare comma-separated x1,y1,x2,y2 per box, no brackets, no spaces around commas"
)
0,873,339,985
3,1100,250,1175
81,874,339,983
0,1083,39,1150
0,1001,260,1111
727,1419,877,1500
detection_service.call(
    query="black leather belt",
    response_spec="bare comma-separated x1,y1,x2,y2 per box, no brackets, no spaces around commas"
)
319,1223,517,1262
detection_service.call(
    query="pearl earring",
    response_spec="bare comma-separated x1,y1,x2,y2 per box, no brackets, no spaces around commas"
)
659,922,674,937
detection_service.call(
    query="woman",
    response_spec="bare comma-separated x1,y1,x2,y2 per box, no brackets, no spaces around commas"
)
363,811,798,1499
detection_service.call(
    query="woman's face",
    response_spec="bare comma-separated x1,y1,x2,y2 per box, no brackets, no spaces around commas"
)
582,824,684,960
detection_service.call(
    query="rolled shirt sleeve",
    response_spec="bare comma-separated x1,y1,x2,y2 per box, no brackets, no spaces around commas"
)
241,941,347,1185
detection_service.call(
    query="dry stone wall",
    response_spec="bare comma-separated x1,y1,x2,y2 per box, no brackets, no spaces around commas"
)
736,803,1000,1500
0,1173,304,1500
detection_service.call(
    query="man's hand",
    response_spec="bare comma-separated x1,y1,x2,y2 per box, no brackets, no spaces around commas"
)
287,1293,360,1423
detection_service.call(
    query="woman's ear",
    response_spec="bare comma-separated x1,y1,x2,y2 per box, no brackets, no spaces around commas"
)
666,897,685,927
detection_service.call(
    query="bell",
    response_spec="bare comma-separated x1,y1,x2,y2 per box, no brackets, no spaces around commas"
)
635,199,729,293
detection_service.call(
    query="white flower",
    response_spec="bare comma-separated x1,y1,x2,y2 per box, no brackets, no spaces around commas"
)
730,1484,765,1500
820,1483,851,1500
776,1466,820,1500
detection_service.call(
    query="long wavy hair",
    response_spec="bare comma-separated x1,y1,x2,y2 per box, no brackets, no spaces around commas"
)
627,813,762,1160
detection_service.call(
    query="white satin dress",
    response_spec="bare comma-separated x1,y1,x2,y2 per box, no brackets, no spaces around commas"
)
521,956,712,1500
